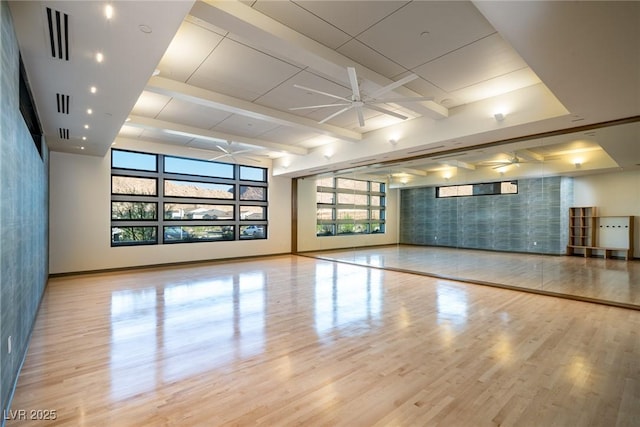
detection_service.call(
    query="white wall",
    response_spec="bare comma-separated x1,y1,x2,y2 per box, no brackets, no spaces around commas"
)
49,150,291,274
296,177,398,252
573,170,640,258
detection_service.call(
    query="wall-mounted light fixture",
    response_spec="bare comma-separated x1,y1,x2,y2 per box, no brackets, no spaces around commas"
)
573,157,583,169
105,4,114,20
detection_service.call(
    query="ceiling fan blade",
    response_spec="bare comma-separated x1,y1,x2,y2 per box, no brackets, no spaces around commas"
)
347,67,361,101
318,106,353,124
215,145,230,154
368,96,434,104
293,84,351,102
209,153,230,161
229,149,253,155
480,160,510,164
355,105,365,127
289,103,351,111
362,103,408,121
368,73,419,99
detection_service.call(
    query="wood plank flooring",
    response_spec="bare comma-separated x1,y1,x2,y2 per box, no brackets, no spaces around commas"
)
306,245,640,308
6,255,640,426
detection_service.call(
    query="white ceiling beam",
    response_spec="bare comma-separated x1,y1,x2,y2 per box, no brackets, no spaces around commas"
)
126,115,309,155
146,76,361,143
191,0,448,120
441,160,477,171
395,167,428,177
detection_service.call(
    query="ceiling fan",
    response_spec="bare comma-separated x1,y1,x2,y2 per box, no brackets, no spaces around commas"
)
189,143,262,163
290,67,432,127
209,143,262,163
480,153,529,169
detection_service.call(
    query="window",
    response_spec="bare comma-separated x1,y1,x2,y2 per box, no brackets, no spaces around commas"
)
111,149,268,246
316,177,385,236
437,181,518,198
19,55,43,159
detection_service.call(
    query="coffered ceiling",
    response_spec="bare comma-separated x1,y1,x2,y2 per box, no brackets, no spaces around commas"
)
9,1,640,184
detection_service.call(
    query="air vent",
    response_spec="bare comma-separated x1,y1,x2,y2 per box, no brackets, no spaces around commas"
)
56,93,69,114
432,152,468,160
407,145,445,155
350,158,377,165
308,167,329,173
46,7,69,61
58,128,69,139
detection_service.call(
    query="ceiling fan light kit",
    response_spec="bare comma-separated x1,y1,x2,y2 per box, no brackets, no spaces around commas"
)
291,67,432,127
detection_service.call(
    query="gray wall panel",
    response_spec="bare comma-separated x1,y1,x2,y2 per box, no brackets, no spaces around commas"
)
0,2,49,414
400,177,572,255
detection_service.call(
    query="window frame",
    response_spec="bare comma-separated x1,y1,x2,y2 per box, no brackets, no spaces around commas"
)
110,149,268,247
436,180,519,198
316,177,386,237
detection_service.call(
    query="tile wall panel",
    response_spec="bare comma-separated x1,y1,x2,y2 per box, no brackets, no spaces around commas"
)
0,2,49,414
400,177,572,255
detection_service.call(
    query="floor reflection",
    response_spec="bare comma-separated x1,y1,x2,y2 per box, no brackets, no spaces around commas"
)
306,245,640,308
314,263,382,336
436,284,468,328
109,271,266,401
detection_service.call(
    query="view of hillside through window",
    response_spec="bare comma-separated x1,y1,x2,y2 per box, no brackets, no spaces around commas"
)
111,149,268,246
316,177,385,236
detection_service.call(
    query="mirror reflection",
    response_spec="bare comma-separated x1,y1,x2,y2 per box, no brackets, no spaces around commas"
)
303,121,640,309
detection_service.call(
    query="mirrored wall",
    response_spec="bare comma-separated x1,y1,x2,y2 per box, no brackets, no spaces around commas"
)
301,120,640,309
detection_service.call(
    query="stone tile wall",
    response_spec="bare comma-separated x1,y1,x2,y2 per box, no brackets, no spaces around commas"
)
400,177,572,255
0,2,49,414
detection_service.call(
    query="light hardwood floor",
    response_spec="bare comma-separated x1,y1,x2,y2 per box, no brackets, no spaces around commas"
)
306,245,640,308
7,255,640,426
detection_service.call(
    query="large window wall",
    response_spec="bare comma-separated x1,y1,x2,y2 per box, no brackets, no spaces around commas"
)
316,177,385,237
111,149,268,246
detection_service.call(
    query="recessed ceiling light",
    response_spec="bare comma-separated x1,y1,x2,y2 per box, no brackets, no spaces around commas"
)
95,52,104,63
90,86,97,94
105,4,114,20
80,146,85,150
82,136,87,141
87,108,93,115
84,124,89,129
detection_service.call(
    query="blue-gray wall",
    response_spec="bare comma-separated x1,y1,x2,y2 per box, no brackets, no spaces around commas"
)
400,177,572,255
1,2,49,415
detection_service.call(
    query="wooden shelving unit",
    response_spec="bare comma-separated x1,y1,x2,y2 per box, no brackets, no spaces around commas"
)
567,206,635,260
567,206,596,250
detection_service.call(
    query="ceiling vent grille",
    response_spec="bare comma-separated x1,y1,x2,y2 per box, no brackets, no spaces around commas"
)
56,93,69,114
407,145,445,155
46,7,69,61
58,128,69,139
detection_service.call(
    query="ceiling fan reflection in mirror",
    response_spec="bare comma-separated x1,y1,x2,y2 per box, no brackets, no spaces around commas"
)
480,153,530,169
290,67,433,127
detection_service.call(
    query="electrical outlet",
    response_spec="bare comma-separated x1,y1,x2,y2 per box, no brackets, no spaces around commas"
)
8,336,12,354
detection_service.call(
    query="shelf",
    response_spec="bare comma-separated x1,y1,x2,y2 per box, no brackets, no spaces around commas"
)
566,208,634,261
